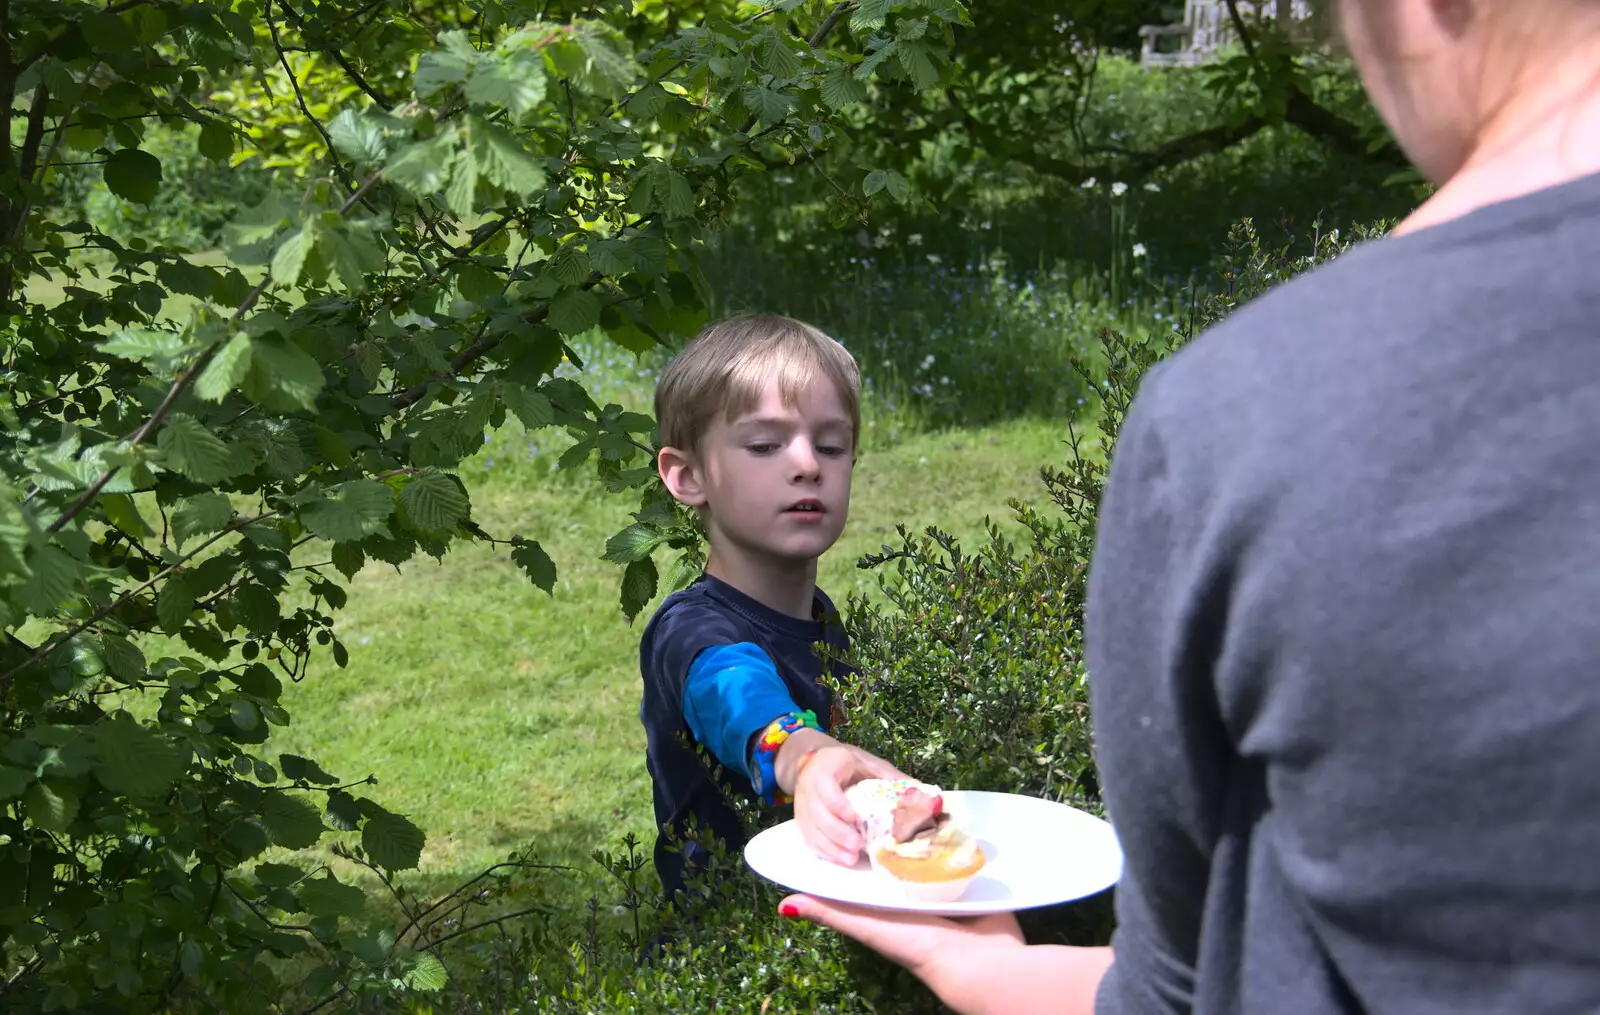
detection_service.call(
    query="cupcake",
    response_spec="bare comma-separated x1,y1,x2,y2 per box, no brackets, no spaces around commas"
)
845,778,987,903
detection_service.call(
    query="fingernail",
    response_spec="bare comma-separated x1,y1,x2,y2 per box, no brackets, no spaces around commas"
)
779,901,801,919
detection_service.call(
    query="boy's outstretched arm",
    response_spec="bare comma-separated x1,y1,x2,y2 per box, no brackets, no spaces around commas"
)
680,642,907,865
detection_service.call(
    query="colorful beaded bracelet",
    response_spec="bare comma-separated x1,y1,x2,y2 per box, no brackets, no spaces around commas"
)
749,709,822,805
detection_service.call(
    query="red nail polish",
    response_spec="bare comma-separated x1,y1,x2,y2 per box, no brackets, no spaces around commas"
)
779,901,800,919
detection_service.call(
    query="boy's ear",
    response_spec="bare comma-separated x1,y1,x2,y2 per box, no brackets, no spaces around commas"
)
658,446,707,507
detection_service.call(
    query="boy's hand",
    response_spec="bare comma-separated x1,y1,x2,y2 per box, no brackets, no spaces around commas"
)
791,741,907,866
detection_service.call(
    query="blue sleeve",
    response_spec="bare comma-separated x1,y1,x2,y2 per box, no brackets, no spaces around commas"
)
681,642,800,777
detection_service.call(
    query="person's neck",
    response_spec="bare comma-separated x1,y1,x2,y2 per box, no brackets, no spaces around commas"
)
1399,40,1600,236
704,547,819,621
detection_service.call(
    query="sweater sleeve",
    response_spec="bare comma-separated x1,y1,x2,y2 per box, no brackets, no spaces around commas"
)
1086,365,1234,1015
681,642,801,778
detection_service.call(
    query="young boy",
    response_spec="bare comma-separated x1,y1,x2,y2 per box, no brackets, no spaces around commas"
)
639,314,902,899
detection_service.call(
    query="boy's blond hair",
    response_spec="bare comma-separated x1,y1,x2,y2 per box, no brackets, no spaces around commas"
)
655,314,860,452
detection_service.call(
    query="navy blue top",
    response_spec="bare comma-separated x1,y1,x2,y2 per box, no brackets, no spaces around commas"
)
638,573,847,897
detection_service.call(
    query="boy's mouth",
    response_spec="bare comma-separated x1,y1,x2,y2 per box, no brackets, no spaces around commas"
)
784,498,825,515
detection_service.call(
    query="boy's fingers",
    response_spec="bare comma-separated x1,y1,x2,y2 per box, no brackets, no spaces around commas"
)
856,752,909,781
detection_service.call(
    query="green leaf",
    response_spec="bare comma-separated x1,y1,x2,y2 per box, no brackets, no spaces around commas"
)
445,139,477,216
256,861,308,887
331,542,365,580
325,789,362,830
589,239,632,277
510,540,556,594
603,522,666,564
173,492,234,546
25,779,79,832
886,169,912,203
300,480,394,543
853,0,893,30
157,574,194,633
157,415,239,483
319,220,386,293
271,224,314,288
399,471,469,534
863,169,888,197
455,262,502,304
661,169,694,219
471,120,546,197
396,951,449,992
280,753,339,786
262,792,326,850
92,714,188,800
0,766,30,800
662,551,701,596
362,809,426,871
575,28,634,98
328,109,388,165
549,242,591,286
100,327,198,367
416,47,473,98
199,121,234,162
101,493,153,538
501,385,554,431
297,875,367,919
742,85,793,126
233,583,280,635
18,545,76,614
101,634,146,680
195,332,254,401
620,556,658,623
895,40,940,91
243,337,325,413
760,27,804,79
467,53,546,119
819,67,868,109
548,289,601,335
857,40,898,80
385,133,459,198
103,148,163,204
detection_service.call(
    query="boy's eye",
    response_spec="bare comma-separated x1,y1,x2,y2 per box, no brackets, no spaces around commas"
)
747,443,778,455
818,445,848,457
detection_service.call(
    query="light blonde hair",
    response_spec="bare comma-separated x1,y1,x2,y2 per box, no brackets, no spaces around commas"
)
654,314,861,453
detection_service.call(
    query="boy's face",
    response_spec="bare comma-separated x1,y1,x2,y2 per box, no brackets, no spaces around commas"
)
660,376,854,565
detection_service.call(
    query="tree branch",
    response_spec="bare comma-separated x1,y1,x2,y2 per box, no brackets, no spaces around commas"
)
266,0,354,190
0,513,277,687
273,0,393,109
809,1,859,48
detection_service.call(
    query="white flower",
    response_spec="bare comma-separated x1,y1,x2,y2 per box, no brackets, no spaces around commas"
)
1080,176,1097,189
1132,243,1147,258
926,253,942,265
908,233,923,246
1111,182,1128,197
921,354,936,370
980,220,993,230
1143,181,1162,193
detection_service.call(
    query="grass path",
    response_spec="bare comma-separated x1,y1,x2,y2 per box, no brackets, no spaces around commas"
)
270,416,1080,880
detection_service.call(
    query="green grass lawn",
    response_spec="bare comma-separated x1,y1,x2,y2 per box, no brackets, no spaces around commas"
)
268,414,1082,889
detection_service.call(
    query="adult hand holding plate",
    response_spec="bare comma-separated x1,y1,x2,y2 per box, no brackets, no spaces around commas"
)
744,790,1123,916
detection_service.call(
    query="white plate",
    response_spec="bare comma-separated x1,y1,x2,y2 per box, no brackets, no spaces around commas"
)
743,790,1123,916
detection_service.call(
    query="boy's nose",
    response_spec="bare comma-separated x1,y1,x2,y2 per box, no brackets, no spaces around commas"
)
789,441,821,481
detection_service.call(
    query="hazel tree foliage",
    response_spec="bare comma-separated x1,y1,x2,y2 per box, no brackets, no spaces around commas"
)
0,0,965,1009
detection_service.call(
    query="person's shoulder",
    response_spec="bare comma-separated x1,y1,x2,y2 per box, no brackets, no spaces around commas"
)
640,580,749,649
